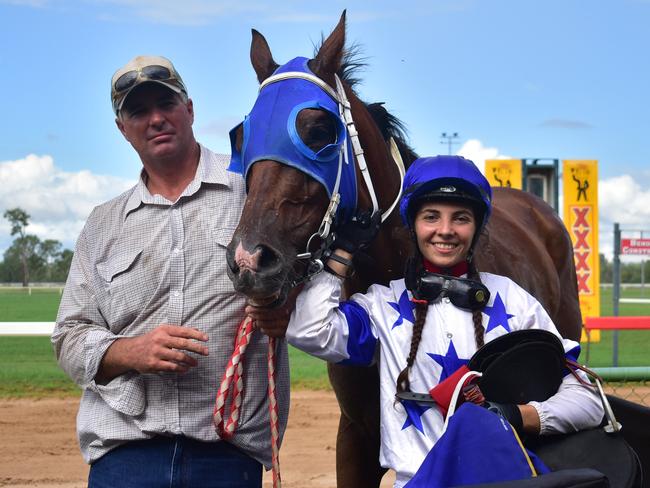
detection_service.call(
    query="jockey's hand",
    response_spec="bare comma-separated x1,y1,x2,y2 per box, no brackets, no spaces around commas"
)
333,209,382,254
246,286,301,338
484,401,524,434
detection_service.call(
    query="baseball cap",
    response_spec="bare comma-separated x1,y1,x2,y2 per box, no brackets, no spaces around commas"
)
111,55,188,115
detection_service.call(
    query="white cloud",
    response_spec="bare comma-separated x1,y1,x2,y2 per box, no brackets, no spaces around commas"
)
598,175,650,259
0,154,135,253
599,174,650,227
456,138,511,174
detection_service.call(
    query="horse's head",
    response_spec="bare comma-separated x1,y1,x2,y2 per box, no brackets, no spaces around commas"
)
227,12,411,306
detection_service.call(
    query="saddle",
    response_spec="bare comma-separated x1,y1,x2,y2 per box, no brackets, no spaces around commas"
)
466,330,643,488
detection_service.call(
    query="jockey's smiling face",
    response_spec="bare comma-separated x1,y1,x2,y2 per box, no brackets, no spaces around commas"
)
414,201,476,268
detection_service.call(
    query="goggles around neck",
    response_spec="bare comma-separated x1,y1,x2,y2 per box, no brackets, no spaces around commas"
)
405,260,490,311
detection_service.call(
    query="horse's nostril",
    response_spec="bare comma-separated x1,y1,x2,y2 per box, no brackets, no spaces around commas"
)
226,247,240,275
258,245,281,271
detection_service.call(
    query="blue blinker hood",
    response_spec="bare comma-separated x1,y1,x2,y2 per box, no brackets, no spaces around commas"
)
228,57,357,222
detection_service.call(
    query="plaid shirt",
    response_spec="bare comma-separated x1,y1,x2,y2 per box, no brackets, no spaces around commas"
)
52,145,289,466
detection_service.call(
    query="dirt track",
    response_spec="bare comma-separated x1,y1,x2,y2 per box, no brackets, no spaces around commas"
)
0,391,395,487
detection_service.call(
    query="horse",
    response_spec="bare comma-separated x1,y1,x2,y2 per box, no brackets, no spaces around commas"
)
225,12,649,488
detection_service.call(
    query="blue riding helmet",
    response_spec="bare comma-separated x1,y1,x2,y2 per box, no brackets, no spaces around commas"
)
399,155,492,232
228,56,357,222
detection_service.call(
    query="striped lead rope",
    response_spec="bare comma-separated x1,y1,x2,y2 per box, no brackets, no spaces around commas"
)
213,316,282,487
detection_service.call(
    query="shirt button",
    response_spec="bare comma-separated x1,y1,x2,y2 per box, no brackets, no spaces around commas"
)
173,248,181,254
443,297,451,304
447,333,453,339
173,291,180,297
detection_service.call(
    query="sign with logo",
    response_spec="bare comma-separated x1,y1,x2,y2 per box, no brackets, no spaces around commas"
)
621,238,650,255
562,160,600,342
485,159,522,189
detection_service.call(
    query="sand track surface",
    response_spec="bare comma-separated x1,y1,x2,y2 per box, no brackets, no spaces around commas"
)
0,391,395,487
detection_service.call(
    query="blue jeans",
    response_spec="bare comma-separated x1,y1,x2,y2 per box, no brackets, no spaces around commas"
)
88,436,263,488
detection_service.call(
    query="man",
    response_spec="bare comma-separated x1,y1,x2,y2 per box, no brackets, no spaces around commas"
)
52,55,290,487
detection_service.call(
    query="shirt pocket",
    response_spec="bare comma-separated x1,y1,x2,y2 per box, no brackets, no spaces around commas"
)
96,248,151,330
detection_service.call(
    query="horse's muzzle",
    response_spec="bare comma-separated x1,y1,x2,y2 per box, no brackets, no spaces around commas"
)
226,239,290,306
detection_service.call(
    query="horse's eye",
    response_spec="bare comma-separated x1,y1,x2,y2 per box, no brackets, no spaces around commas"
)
295,108,338,152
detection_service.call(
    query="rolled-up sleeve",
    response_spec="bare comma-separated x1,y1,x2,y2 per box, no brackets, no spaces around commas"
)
51,220,145,416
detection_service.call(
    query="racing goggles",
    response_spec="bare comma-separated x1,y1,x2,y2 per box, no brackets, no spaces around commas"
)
409,272,490,310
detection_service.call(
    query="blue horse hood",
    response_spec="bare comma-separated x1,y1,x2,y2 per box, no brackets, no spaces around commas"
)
228,57,357,222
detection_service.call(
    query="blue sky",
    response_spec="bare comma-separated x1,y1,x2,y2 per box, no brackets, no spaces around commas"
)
2,0,650,259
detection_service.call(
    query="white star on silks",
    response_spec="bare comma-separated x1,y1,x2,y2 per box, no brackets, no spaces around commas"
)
401,399,431,434
426,341,469,382
483,292,515,333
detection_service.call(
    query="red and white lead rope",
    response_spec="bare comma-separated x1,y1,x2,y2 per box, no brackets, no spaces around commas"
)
213,316,281,488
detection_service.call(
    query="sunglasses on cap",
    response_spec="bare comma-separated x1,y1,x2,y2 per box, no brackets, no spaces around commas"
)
406,267,490,310
113,65,179,93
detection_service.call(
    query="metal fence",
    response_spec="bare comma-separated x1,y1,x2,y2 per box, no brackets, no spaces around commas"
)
596,367,650,406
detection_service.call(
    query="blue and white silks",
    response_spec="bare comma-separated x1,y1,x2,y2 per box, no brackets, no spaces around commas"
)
286,271,604,488
228,57,357,222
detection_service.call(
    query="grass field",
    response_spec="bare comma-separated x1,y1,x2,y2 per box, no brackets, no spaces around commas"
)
0,286,62,321
0,285,648,398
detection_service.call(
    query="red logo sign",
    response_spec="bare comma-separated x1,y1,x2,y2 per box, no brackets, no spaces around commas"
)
621,238,650,255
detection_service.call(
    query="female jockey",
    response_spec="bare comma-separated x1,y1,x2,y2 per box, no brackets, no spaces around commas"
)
286,155,604,487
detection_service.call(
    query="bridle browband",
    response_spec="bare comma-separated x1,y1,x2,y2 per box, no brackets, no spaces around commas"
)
259,70,405,285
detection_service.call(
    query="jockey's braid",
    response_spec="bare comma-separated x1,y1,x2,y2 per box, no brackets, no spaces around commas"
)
468,261,486,349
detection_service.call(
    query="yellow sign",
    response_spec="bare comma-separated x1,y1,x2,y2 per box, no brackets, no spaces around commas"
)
485,159,523,189
562,160,600,342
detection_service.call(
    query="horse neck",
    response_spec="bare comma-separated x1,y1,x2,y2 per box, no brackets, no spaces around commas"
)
347,93,409,288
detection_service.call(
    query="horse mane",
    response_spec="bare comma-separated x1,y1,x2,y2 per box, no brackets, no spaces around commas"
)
312,40,419,167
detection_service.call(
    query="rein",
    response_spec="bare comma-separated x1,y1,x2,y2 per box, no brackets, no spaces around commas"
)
213,316,282,487
259,70,405,285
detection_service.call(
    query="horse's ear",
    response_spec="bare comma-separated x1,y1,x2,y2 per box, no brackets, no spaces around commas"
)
250,28,279,83
312,10,346,79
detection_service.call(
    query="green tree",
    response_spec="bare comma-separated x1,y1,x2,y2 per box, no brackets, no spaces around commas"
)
599,253,612,283
52,248,74,282
37,239,63,281
3,208,33,286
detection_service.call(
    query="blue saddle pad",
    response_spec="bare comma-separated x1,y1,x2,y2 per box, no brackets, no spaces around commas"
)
405,403,549,488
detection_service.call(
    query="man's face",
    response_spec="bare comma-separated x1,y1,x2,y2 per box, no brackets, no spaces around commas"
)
116,83,195,163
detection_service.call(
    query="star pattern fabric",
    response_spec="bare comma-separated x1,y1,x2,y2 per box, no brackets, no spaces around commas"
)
483,292,514,333
427,341,469,382
401,400,432,434
387,289,416,329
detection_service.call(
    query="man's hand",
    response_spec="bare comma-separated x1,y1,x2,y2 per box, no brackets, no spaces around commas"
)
96,324,209,383
246,286,301,338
